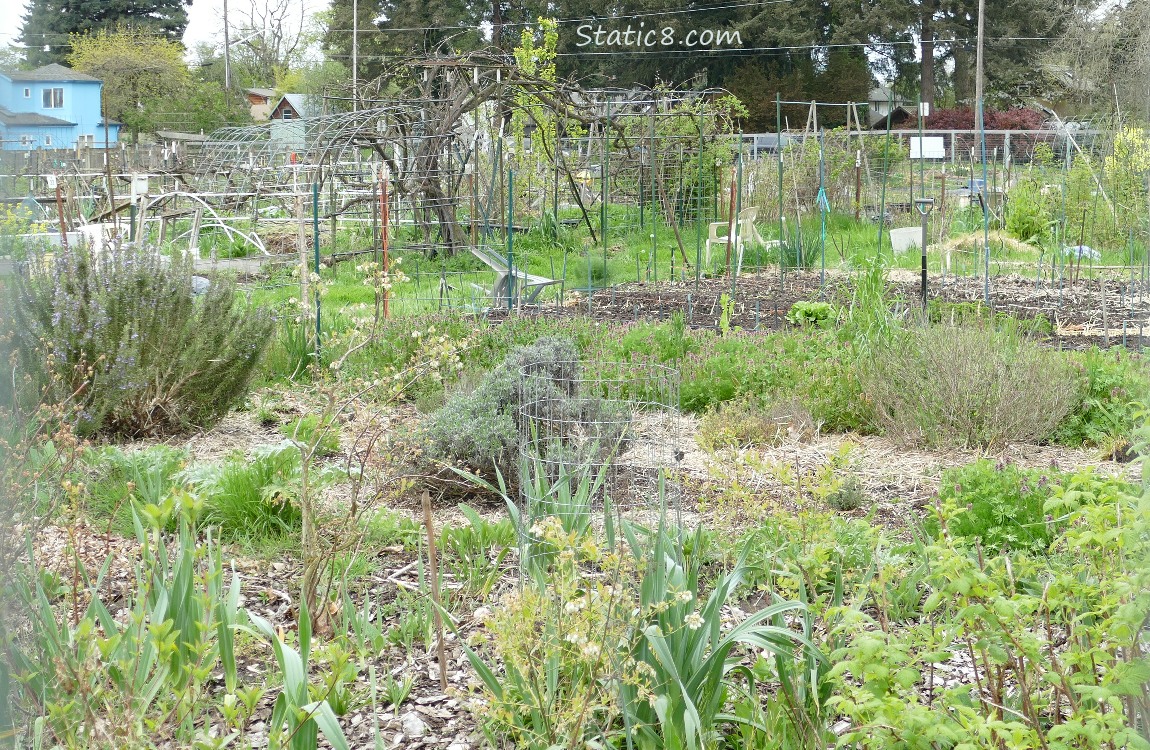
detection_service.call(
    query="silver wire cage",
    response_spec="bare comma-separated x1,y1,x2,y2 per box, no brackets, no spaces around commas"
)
515,359,681,563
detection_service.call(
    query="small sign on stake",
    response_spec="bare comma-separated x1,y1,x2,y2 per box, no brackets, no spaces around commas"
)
910,136,946,160
130,174,148,204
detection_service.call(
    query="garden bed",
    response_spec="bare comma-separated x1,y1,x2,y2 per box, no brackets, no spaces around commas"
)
487,268,1150,349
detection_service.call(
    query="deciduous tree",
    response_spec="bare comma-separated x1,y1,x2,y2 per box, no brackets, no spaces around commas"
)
69,27,190,142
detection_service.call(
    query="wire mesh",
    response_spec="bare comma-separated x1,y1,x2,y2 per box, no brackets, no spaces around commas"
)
515,359,680,565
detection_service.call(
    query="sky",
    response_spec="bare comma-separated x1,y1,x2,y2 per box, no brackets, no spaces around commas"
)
1,0,328,59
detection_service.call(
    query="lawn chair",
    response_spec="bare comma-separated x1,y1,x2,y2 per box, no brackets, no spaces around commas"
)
471,244,561,307
705,206,765,268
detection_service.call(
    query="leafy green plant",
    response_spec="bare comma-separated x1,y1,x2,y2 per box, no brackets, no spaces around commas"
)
380,672,415,715
451,459,820,750
181,442,315,539
923,459,1063,554
386,592,436,653
248,600,351,750
8,243,272,437
618,518,817,750
830,467,1150,749
340,595,390,660
786,301,835,328
7,493,242,747
1054,347,1149,449
439,504,514,596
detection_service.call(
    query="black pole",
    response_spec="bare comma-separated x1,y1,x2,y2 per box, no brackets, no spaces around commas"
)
915,197,935,309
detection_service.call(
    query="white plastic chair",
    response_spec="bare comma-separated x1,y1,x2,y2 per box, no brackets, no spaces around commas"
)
705,206,764,268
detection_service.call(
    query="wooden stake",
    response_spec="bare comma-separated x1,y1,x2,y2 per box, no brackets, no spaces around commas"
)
422,491,449,691
726,166,737,276
54,178,69,251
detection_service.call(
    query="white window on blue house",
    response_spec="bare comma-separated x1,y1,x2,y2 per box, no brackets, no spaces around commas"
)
19,135,33,147
44,135,52,146
42,88,64,108
23,87,31,98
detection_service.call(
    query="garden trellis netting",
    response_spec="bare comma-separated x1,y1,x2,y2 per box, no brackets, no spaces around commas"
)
3,72,1148,350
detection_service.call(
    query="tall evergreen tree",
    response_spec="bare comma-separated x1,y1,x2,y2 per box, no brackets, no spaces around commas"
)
19,0,191,66
323,0,550,85
862,0,1069,109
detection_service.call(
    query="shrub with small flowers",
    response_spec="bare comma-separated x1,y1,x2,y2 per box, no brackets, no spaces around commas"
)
458,490,814,749
467,516,638,747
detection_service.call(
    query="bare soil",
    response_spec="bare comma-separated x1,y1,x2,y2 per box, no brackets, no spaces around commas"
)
490,268,1150,349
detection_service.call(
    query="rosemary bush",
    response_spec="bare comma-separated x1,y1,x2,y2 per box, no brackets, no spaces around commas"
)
9,243,272,438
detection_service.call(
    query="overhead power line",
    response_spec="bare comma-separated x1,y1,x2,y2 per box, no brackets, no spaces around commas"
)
325,36,1057,60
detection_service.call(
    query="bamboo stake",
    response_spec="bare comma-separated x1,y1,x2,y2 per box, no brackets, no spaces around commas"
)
422,491,449,691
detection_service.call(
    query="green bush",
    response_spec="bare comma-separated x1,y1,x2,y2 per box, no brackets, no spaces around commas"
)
1004,176,1054,243
864,324,1078,448
825,476,867,512
1054,348,1149,448
615,313,696,365
923,459,1062,554
830,468,1150,748
9,243,272,437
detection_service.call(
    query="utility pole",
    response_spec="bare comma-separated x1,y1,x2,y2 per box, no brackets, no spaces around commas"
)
975,0,990,303
974,0,985,115
223,0,231,90
492,0,503,48
352,0,358,111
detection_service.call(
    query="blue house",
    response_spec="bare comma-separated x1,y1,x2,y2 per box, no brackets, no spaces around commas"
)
0,63,120,151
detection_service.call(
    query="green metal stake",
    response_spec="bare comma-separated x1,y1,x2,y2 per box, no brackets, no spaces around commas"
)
603,96,611,281
818,128,827,287
776,92,784,287
696,104,704,291
507,169,514,311
312,181,321,357
733,140,743,297
978,96,991,303
651,105,658,283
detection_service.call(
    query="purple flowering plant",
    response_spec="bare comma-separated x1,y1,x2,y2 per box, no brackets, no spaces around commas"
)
9,241,273,438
